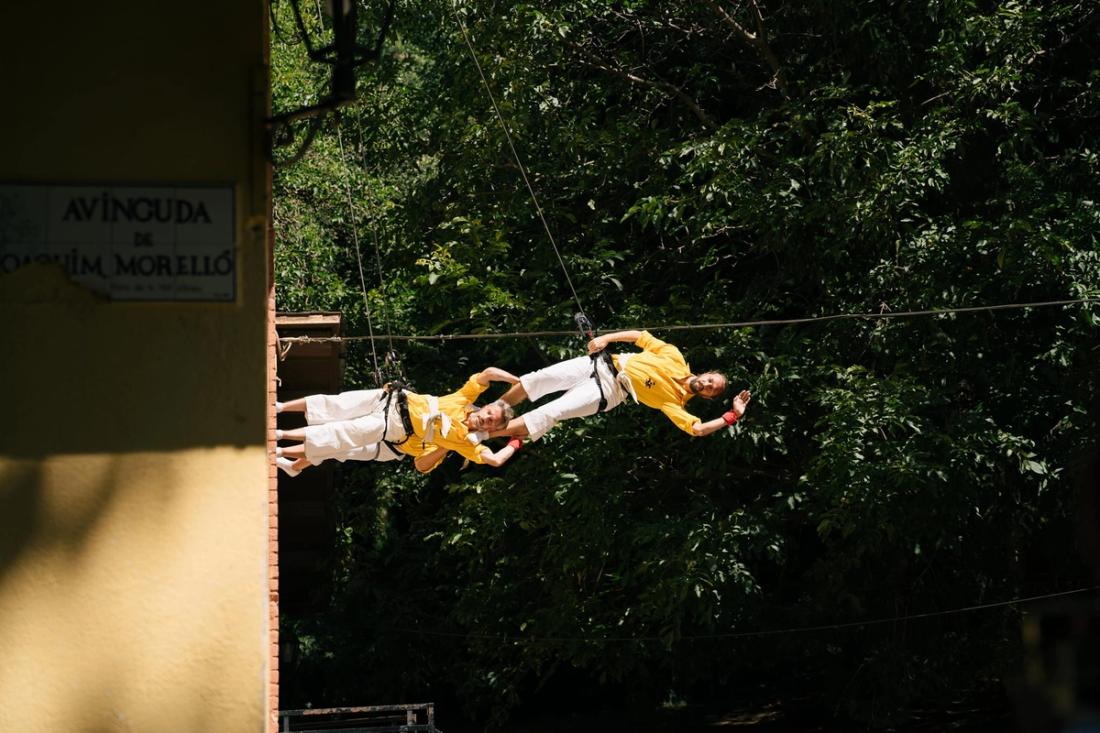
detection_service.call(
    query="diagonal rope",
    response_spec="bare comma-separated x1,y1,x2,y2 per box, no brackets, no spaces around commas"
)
389,584,1099,645
305,0,383,383
370,223,396,356
449,2,587,316
276,296,1100,344
335,115,384,384
358,115,397,358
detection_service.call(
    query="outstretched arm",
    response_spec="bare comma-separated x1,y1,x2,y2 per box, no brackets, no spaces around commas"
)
691,389,752,437
477,366,522,386
478,438,525,467
587,330,643,354
414,446,449,473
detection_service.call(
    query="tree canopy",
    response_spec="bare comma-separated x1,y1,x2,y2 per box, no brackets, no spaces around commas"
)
272,0,1100,726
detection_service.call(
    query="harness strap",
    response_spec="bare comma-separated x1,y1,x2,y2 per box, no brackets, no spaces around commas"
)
575,313,619,413
381,385,412,450
372,442,402,461
589,350,619,413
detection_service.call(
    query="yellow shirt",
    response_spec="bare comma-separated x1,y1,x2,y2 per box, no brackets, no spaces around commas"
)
395,439,444,473
404,374,492,464
613,331,699,435
394,439,436,457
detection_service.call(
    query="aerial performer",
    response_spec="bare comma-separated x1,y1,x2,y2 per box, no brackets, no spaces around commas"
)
274,367,526,476
491,330,752,442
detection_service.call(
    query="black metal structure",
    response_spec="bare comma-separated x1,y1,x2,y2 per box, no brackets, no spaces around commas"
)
268,0,396,163
279,703,440,733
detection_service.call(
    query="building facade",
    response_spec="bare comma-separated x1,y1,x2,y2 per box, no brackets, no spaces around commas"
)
0,3,277,731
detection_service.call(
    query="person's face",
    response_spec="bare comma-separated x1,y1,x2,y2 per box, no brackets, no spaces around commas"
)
467,404,505,431
689,372,727,399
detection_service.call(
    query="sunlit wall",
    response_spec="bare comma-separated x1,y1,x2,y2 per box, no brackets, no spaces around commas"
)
0,3,274,732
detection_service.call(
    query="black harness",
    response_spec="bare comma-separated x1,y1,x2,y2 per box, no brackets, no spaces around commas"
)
574,311,621,413
589,349,619,413
381,382,415,454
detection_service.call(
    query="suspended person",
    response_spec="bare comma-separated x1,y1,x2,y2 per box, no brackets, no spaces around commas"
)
274,367,526,476
489,330,751,442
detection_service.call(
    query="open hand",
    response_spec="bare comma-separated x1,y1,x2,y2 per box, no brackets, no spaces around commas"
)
731,389,752,417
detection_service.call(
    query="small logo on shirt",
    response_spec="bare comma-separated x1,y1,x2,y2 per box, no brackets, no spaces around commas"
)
645,378,654,388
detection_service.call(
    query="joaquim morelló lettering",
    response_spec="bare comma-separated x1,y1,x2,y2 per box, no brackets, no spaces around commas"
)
0,184,235,301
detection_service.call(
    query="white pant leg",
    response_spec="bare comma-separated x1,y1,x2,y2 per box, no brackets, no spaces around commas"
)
344,442,403,462
305,389,387,424
521,358,625,441
519,355,595,403
303,413,389,462
309,441,404,465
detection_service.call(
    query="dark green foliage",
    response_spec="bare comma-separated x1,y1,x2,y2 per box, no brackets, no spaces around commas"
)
274,0,1100,726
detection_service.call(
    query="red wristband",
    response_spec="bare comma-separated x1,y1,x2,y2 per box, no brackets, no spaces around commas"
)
507,437,523,451
722,411,739,426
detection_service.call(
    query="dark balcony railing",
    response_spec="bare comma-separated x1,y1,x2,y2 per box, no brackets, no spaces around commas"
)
279,703,440,733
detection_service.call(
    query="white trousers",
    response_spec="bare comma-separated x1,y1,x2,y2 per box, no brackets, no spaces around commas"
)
519,355,625,441
301,389,408,463
336,442,403,463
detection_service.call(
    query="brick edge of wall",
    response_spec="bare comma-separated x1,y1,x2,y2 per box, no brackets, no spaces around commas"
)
266,144,279,731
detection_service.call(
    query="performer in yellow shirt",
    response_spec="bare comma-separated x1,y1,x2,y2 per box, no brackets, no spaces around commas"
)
493,330,751,441
275,367,526,475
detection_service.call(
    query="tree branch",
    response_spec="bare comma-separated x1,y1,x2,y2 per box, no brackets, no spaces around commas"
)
701,0,787,94
563,37,717,130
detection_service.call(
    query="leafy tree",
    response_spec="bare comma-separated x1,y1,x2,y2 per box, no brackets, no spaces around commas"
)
273,0,1100,726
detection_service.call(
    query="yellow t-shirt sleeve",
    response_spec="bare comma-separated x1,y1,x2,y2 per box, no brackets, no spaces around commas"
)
661,403,700,436
458,373,489,403
635,331,685,363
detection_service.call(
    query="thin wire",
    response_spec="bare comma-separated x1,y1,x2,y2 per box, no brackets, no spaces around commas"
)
449,2,587,317
304,0,381,383
299,0,380,383
390,585,1099,644
276,296,1100,344
332,115,385,383
357,114,397,357
370,218,397,358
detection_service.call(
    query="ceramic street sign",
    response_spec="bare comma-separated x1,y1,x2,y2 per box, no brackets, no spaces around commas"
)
0,183,235,301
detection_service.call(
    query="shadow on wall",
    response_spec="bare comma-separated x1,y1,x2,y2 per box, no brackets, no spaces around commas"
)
0,454,140,596
0,453,263,732
0,461,44,591
3,263,268,458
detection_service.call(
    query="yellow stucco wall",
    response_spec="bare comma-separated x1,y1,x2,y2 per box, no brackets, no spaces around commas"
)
0,3,272,732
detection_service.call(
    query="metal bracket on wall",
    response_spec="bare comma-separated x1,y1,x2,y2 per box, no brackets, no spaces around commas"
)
267,0,396,165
